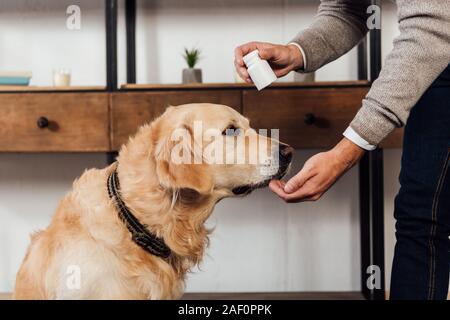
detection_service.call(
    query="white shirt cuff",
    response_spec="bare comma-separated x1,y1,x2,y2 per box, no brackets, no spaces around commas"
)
343,127,377,151
287,42,307,71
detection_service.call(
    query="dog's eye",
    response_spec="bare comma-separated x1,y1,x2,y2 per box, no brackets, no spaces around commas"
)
222,125,241,136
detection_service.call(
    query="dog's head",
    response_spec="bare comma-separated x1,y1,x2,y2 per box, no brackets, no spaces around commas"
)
148,103,292,198
116,103,293,262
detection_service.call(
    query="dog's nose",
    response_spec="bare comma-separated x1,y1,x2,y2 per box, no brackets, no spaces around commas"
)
279,144,293,164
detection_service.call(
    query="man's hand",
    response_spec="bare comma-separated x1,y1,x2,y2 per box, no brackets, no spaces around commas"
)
234,42,304,82
270,138,366,203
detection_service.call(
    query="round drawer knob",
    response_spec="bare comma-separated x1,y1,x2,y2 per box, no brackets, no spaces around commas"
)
304,113,316,125
37,116,49,129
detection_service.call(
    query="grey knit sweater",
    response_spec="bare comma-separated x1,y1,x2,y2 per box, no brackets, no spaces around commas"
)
291,0,450,145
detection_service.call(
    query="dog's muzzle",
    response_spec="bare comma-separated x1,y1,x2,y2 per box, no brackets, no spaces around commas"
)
232,144,294,195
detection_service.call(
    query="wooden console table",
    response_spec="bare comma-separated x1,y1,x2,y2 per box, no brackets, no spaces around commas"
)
0,81,402,152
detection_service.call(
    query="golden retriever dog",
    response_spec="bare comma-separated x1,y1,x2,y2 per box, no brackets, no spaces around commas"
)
14,103,292,299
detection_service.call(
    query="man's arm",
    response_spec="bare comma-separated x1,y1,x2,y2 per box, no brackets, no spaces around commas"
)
289,0,375,150
274,0,450,202
350,0,450,145
234,0,370,84
293,0,450,147
291,0,370,72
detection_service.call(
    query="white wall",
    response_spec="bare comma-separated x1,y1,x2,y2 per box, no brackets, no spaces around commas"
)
0,154,107,292
0,0,402,293
0,0,106,86
131,0,358,85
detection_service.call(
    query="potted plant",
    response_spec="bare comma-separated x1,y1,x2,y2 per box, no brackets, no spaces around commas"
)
182,47,202,84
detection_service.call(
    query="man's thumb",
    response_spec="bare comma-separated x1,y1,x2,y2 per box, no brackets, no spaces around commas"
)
284,171,307,194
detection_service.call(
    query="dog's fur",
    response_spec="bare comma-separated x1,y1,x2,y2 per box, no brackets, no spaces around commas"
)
14,103,291,299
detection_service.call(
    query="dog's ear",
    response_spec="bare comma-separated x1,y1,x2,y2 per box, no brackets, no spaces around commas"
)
153,124,213,195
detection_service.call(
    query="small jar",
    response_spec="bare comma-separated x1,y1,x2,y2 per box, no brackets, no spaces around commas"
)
53,69,71,87
243,50,277,90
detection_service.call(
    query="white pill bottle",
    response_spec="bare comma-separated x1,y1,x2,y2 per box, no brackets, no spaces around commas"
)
243,50,277,91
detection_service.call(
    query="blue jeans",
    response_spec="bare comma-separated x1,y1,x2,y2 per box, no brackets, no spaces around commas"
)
390,64,450,300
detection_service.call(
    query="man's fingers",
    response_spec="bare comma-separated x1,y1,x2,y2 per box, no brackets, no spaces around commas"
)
235,42,274,65
270,179,285,188
269,180,286,197
270,180,319,203
281,186,319,203
235,42,260,63
271,179,325,202
234,60,250,81
235,43,263,83
284,169,314,194
234,47,245,66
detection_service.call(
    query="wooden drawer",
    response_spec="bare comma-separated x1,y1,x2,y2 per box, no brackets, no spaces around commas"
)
243,87,403,149
111,90,242,150
0,93,109,152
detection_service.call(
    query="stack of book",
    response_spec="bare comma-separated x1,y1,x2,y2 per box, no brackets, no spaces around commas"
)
0,71,32,86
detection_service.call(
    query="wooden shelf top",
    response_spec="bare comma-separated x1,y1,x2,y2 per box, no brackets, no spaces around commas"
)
0,85,106,93
121,80,370,91
0,82,370,93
